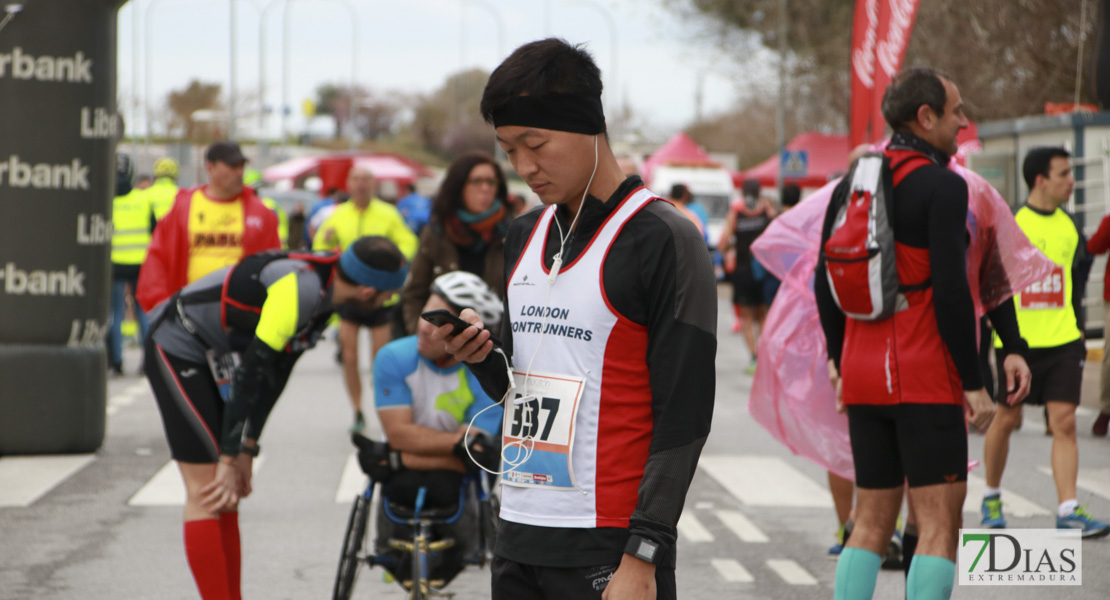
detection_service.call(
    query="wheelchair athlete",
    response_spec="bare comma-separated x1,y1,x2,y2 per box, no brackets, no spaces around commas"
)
354,271,504,572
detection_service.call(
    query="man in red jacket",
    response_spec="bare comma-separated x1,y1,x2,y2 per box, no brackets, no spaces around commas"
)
137,142,281,312
1086,213,1110,435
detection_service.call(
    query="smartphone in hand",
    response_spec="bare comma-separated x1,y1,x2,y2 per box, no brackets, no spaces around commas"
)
420,309,502,348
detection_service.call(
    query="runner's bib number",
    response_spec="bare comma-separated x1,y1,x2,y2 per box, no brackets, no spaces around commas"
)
205,350,241,401
1020,265,1065,309
502,371,585,490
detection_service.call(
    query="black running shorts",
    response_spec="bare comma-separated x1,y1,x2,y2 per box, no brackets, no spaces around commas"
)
336,303,395,328
143,336,223,463
730,264,764,307
846,403,968,489
491,555,676,600
994,339,1084,406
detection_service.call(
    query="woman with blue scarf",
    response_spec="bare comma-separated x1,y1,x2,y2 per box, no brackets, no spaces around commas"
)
401,151,512,335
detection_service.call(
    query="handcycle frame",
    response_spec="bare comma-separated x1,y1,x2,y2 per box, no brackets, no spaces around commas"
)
332,470,495,600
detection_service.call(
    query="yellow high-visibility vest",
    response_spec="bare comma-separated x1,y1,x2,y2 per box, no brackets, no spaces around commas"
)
111,189,154,265
261,196,289,249
146,177,179,220
1000,205,1083,348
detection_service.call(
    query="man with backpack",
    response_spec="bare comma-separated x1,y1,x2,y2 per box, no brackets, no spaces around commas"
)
816,67,998,600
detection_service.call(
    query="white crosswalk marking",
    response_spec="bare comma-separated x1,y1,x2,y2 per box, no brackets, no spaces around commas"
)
129,457,266,506
335,453,368,503
106,393,137,417
711,558,754,583
0,454,95,507
964,474,1051,517
766,559,817,585
1037,466,1110,502
699,455,832,507
716,509,769,543
677,512,714,543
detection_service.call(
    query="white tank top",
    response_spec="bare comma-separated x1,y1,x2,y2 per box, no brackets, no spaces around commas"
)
500,187,656,529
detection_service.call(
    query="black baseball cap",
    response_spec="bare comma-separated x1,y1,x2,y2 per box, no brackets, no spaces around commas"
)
205,141,247,166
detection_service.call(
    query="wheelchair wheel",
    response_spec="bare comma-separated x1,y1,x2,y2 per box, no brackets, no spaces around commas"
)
333,494,371,600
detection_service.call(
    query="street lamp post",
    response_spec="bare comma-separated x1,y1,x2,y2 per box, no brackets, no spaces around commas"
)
467,0,506,59
281,0,358,156
258,0,287,163
144,0,168,165
229,0,237,140
567,0,617,117
775,0,787,196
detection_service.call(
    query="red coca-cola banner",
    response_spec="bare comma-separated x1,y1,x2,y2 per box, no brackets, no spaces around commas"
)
849,0,879,148
850,0,920,148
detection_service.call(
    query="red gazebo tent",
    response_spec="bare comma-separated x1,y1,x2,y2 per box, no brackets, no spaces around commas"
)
738,132,851,189
262,152,435,194
641,132,724,184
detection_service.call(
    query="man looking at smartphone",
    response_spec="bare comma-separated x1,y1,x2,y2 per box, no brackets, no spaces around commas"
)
436,38,717,600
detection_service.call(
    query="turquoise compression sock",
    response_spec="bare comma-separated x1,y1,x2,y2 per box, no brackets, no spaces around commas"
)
907,554,955,600
834,547,882,600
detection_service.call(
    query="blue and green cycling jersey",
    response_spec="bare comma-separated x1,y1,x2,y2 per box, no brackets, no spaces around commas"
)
373,335,502,436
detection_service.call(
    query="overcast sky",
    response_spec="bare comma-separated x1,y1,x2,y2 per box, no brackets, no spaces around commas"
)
115,0,756,140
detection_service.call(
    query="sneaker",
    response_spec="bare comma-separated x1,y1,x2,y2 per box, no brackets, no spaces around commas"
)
1093,412,1110,437
731,320,742,334
1057,506,1110,538
745,360,757,375
349,411,366,435
981,494,1007,528
827,525,846,557
880,530,903,570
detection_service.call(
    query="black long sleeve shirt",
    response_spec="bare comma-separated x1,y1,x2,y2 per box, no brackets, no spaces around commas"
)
467,175,717,568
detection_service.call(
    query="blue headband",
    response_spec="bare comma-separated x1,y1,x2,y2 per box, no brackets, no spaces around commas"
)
339,247,408,290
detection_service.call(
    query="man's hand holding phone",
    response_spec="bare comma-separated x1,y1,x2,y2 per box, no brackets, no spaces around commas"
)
427,308,497,364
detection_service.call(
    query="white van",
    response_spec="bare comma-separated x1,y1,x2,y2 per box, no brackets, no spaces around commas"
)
647,164,736,247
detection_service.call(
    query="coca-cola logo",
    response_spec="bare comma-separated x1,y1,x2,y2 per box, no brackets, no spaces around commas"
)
851,0,880,89
877,0,919,78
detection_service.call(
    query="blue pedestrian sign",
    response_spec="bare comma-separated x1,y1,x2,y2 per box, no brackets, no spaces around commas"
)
781,150,808,178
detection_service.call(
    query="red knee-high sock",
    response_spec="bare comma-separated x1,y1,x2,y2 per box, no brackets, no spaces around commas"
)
184,519,231,600
219,512,242,600
733,303,743,320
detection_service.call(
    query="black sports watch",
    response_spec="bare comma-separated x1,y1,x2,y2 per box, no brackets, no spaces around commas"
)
241,443,260,457
624,534,665,566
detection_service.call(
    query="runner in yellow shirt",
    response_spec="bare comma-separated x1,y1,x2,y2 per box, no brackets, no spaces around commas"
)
313,165,419,432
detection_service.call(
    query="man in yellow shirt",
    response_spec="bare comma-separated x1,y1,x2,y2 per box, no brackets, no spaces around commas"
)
314,165,418,432
980,147,1109,538
137,142,281,312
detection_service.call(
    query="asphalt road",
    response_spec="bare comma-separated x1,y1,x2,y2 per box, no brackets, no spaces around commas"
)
2,295,1109,599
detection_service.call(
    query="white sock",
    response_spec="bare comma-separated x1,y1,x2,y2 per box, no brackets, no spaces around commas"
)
1058,499,1079,518
984,487,1002,498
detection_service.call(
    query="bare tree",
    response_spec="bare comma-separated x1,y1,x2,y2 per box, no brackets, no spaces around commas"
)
407,68,495,158
667,0,1097,134
166,80,223,141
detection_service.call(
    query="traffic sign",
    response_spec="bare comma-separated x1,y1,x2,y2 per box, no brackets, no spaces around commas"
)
780,150,808,178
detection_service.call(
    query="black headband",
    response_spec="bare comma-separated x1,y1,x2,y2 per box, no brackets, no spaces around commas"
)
490,93,606,135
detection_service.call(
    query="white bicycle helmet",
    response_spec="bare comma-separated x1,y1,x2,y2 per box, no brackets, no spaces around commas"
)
431,271,503,325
